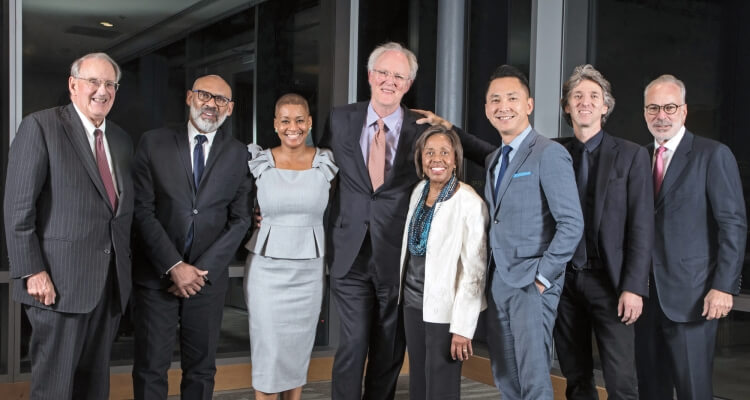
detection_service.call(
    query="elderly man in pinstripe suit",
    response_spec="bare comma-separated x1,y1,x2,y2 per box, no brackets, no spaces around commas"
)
4,52,133,400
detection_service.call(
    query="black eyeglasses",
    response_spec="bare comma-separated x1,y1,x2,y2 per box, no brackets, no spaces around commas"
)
645,103,684,115
191,89,232,107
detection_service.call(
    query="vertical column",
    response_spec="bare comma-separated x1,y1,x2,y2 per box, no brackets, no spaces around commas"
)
435,0,466,126
529,0,564,138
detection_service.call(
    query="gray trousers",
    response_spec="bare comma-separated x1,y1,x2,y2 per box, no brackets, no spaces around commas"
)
485,269,562,400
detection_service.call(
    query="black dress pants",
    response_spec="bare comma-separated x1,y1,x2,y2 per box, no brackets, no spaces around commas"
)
25,264,121,400
403,306,462,400
132,273,227,400
554,268,637,400
330,235,406,400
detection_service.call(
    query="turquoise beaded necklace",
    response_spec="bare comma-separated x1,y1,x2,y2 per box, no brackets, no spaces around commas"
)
407,175,458,256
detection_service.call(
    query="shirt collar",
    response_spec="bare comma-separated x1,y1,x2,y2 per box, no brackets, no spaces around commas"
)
72,103,106,135
504,125,533,151
187,121,218,145
366,103,403,130
653,125,686,152
578,129,603,153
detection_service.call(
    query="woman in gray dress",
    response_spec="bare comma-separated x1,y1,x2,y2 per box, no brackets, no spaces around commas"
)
244,93,337,400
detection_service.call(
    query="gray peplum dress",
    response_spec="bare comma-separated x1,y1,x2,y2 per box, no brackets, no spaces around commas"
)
243,144,337,393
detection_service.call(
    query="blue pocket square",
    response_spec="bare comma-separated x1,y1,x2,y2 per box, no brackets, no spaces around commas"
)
512,171,532,178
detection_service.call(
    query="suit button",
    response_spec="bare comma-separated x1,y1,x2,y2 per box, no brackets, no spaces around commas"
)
494,220,499,224
104,249,111,254
193,209,199,215
371,195,376,200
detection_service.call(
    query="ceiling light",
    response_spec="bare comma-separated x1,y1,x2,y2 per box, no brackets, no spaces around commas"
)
99,21,114,28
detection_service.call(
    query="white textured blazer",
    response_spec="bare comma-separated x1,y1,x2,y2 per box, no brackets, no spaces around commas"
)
399,180,489,339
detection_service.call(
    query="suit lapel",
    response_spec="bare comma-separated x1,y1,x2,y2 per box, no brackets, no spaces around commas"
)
493,131,536,216
174,126,195,192
59,104,113,212
656,131,693,207
202,127,229,188
349,103,372,190
485,148,502,210
383,106,417,191
592,133,616,244
107,127,129,216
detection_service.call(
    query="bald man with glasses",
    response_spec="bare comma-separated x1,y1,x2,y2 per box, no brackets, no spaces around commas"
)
131,74,253,399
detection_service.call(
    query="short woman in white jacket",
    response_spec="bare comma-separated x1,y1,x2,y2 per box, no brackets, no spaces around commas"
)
399,125,489,400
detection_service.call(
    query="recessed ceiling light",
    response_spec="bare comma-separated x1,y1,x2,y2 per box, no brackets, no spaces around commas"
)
100,21,114,28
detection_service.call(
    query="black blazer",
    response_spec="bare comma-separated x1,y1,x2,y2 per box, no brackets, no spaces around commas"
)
4,104,134,313
558,132,654,296
647,130,746,322
319,101,494,285
132,126,254,289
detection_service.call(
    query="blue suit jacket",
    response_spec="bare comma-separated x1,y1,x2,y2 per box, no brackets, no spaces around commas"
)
484,129,583,288
648,130,746,322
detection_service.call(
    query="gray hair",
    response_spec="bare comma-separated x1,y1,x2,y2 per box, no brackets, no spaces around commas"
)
560,64,615,126
70,52,121,82
413,125,464,180
644,74,686,103
367,42,418,80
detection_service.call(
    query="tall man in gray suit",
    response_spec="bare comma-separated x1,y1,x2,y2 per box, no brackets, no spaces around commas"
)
554,65,653,400
4,53,133,399
483,65,583,399
635,75,746,400
131,75,253,399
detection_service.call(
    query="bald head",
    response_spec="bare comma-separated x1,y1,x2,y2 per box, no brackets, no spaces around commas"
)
187,74,234,133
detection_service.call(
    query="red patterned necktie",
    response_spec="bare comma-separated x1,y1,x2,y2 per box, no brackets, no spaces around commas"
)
653,146,666,196
368,119,386,191
94,129,118,211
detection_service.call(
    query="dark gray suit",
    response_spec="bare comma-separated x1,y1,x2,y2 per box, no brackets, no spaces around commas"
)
555,132,653,399
131,126,253,399
483,129,583,400
320,101,493,400
4,103,134,399
636,130,746,399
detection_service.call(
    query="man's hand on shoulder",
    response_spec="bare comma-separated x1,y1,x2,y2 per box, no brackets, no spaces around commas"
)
26,271,56,306
412,109,453,130
168,262,208,298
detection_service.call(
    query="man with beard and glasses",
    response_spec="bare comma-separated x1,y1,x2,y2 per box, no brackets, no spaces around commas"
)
635,74,746,400
131,74,254,399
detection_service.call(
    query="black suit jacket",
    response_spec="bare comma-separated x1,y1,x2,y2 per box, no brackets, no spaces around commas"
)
319,101,494,285
4,104,134,313
558,132,654,296
648,130,746,322
132,125,253,289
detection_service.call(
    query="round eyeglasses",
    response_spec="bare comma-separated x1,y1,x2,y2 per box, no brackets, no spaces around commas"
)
192,89,232,107
645,103,684,115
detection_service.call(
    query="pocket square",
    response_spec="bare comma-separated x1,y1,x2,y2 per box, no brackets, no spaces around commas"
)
512,171,531,178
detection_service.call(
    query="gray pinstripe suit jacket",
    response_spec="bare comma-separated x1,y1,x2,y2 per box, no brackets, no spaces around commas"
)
4,103,134,314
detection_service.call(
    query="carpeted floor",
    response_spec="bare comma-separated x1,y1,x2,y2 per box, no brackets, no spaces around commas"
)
170,376,499,399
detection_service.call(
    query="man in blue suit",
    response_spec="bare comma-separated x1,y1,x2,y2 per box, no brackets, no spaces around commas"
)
635,75,746,400
483,65,583,399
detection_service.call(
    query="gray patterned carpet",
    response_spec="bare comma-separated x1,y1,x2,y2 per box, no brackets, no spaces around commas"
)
178,376,499,399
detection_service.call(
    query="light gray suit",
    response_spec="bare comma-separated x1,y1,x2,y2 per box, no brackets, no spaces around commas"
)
483,128,583,399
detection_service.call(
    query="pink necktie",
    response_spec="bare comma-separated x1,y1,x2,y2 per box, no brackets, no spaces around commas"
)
94,129,118,211
653,146,666,196
368,119,386,191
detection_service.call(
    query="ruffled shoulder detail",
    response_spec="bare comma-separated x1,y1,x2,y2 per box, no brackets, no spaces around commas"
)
312,147,339,182
247,144,275,178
